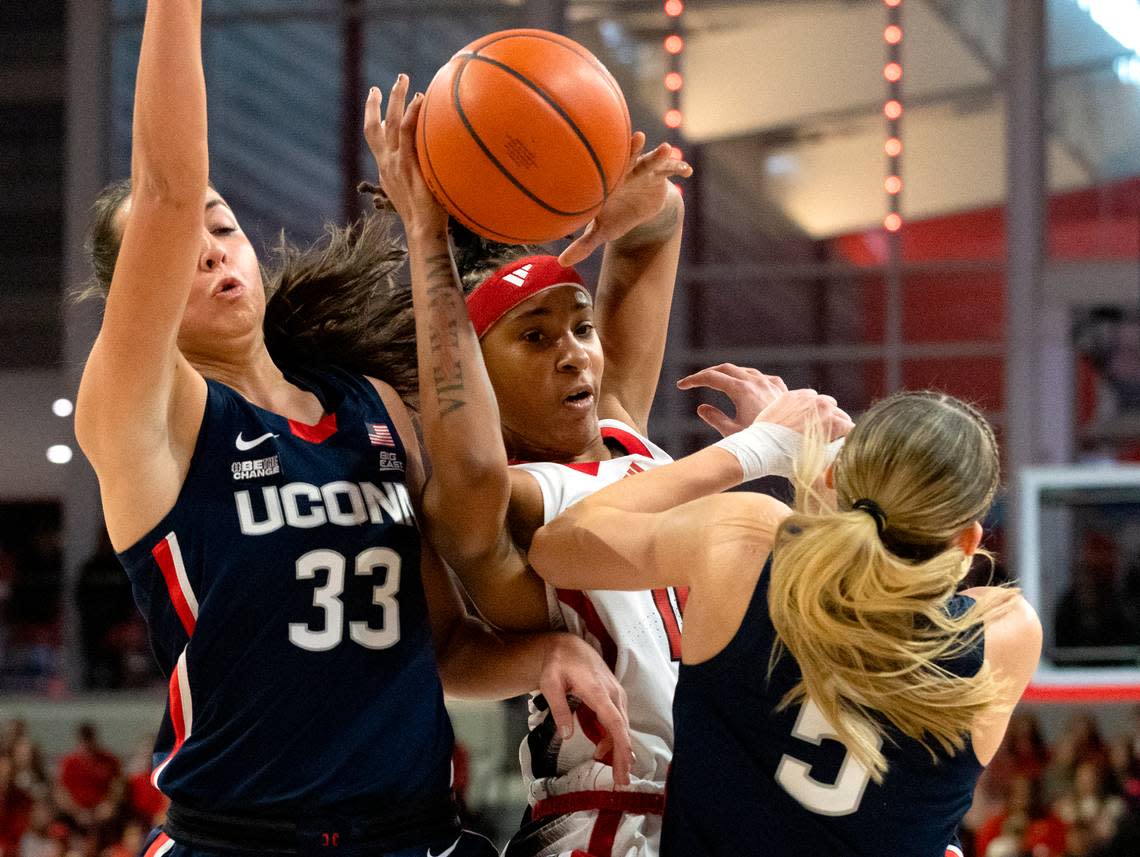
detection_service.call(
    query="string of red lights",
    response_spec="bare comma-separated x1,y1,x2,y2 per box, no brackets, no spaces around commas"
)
883,0,903,233
664,0,684,160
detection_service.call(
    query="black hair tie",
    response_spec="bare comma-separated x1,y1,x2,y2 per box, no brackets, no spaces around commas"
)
852,498,887,536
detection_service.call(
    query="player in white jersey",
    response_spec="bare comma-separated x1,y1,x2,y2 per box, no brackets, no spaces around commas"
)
511,422,680,847
364,78,847,857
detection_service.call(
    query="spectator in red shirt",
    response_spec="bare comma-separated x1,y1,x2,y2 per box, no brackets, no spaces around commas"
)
975,773,1068,857
0,755,33,856
53,723,122,832
122,737,165,827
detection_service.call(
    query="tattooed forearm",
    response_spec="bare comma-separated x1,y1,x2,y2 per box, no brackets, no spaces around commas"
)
422,250,467,416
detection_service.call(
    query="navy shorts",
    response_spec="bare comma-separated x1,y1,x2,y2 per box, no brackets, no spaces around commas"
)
140,827,499,857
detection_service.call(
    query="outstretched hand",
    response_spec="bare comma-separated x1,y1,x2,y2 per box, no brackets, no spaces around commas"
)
677,363,790,437
538,634,633,787
363,75,447,233
558,134,692,267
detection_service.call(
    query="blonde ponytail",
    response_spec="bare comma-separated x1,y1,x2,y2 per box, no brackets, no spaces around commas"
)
768,392,1017,782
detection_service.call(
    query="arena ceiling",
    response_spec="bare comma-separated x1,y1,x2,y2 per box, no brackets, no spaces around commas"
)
579,0,1140,237
95,0,1140,250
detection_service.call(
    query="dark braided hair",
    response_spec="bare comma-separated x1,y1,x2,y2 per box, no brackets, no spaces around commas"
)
357,182,538,295
448,220,538,295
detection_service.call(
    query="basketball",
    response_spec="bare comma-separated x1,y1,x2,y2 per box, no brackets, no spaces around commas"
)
416,29,632,244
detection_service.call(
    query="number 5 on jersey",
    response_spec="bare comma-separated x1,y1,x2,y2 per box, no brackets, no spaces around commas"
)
289,547,401,651
775,700,879,816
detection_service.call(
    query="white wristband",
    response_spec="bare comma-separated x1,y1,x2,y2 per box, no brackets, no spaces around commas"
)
714,425,847,482
714,422,803,481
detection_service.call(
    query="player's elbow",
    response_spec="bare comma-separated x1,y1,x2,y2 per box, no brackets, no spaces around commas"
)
528,516,573,585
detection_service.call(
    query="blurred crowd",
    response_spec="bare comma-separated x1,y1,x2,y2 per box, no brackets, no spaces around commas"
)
0,721,164,857
961,710,1140,857
2,708,1140,857
0,719,483,857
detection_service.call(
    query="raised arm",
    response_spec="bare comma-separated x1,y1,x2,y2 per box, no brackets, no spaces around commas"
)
571,139,689,433
526,388,847,663
381,387,632,783
75,0,210,547
530,490,787,666
364,78,548,629
528,386,850,591
541,385,852,527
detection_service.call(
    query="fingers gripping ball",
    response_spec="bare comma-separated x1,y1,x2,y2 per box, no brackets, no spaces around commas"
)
416,29,632,244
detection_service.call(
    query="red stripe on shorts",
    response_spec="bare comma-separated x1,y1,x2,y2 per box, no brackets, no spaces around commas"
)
586,809,623,857
533,790,665,819
143,832,172,857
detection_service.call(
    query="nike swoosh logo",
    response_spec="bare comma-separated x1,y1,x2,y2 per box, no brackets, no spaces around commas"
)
235,431,278,451
427,836,460,857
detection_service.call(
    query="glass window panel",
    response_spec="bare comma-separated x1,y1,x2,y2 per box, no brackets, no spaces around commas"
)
112,20,343,250
1051,66,1140,184
362,10,514,98
1035,483,1140,662
358,10,516,216
114,0,336,19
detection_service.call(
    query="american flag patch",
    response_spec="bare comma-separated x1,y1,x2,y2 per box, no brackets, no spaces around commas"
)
366,422,395,447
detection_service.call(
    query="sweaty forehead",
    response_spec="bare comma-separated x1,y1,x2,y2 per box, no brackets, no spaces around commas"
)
500,284,593,324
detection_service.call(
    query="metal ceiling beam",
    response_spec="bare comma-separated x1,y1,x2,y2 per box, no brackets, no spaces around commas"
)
704,50,1134,146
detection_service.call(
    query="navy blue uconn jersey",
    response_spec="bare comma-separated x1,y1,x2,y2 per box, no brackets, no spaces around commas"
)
664,559,983,857
116,366,453,812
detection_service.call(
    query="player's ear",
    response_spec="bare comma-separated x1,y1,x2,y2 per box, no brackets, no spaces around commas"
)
824,463,835,490
956,521,983,557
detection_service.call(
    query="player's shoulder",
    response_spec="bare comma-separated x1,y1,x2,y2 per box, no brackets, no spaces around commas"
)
363,376,412,430
363,375,424,489
962,587,1042,684
686,493,787,589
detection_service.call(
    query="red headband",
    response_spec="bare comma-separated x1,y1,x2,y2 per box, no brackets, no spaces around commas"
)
466,255,587,338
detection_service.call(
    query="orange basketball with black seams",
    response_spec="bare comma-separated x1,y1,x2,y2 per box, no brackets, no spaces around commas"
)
416,29,632,244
